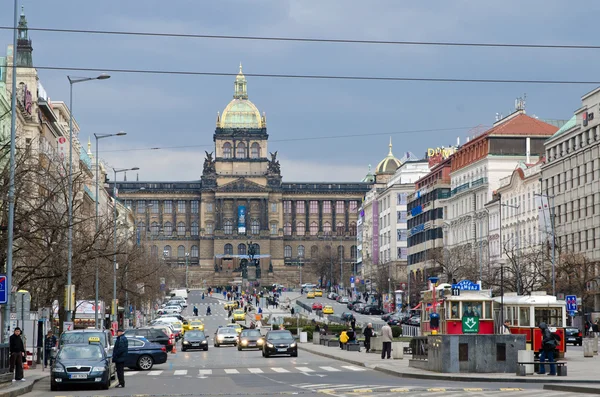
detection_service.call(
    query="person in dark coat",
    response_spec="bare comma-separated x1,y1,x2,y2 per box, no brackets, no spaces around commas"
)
350,317,356,331
9,327,26,381
44,330,57,368
112,329,129,388
538,322,557,375
363,323,374,353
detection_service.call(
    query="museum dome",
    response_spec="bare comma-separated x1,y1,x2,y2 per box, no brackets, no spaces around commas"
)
217,64,266,129
375,138,402,175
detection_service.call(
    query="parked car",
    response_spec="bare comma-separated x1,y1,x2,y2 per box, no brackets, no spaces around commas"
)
51,341,115,391
339,297,349,304
328,292,339,300
157,305,182,315
363,305,384,315
119,336,168,370
312,302,323,310
59,329,114,357
353,303,366,313
262,330,297,358
124,328,172,352
182,330,209,351
565,327,583,346
347,300,362,310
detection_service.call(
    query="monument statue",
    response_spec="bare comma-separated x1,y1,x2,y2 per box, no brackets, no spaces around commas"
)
203,151,216,174
267,151,280,174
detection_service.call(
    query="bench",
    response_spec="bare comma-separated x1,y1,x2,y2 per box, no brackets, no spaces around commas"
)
517,361,567,376
344,343,361,352
326,339,339,347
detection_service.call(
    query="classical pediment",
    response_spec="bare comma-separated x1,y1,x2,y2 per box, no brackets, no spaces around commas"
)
216,178,270,193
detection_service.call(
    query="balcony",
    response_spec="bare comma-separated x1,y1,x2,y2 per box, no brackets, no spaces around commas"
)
450,177,488,197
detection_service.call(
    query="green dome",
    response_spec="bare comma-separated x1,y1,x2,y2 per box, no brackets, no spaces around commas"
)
217,63,265,129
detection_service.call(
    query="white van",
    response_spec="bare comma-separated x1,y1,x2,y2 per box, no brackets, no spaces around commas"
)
170,288,188,299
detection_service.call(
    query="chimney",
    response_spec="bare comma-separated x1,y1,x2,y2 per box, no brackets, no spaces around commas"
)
526,137,531,164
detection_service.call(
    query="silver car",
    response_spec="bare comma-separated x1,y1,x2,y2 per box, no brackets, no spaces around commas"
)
214,328,238,347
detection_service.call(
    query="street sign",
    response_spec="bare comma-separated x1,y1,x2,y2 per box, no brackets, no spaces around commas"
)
451,287,460,296
452,280,480,291
349,276,355,284
63,321,74,331
10,313,16,320
462,316,479,334
568,310,576,317
0,275,7,304
566,295,577,312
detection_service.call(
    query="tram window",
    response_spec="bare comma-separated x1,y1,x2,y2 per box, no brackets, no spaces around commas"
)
519,307,530,326
484,302,492,319
535,308,560,327
450,303,459,319
463,302,482,317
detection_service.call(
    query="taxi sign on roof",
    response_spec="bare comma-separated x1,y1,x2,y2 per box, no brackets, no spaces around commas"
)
88,336,101,343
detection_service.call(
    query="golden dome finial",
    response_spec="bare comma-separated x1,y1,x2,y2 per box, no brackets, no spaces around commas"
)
388,137,393,156
239,62,243,74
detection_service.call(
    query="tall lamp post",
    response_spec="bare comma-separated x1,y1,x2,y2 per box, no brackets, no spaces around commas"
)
65,73,110,323
112,167,139,324
185,252,190,289
534,192,556,296
93,132,125,329
498,194,519,329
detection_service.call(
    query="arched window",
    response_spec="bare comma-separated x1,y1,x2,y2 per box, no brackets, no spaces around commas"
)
151,222,159,236
238,244,247,256
284,245,292,258
284,222,292,236
253,244,260,255
224,220,233,235
336,222,344,235
191,222,199,236
164,222,172,236
298,245,305,258
351,245,357,260
177,245,185,257
270,222,278,235
325,245,331,256
251,142,261,159
223,142,232,159
151,245,158,257
323,222,332,235
163,245,171,257
338,245,344,260
177,222,186,236
236,142,246,158
137,222,145,237
349,222,357,236
310,222,318,236
191,245,199,258
251,220,260,235
224,244,233,255
311,245,318,258
296,222,305,236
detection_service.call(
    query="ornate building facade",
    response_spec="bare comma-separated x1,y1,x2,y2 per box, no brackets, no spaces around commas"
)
113,66,371,287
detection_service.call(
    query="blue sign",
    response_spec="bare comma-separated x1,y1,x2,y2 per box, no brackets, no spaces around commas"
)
350,276,355,284
0,274,7,304
566,295,577,312
238,206,246,234
452,280,480,291
568,311,576,317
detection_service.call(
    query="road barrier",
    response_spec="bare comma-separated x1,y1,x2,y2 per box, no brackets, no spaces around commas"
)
402,324,421,337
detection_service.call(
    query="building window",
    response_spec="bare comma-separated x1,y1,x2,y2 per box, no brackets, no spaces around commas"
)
298,245,305,258
284,222,292,236
178,245,185,257
124,200,132,209
349,222,357,236
223,142,232,158
338,246,344,260
311,245,318,258
251,220,260,235
137,200,146,214
224,220,233,235
236,142,246,158
163,245,171,257
310,201,318,214
271,203,277,213
191,245,199,258
206,203,213,213
238,244,247,256
253,244,260,255
164,200,172,213
224,244,233,255
297,201,305,214
191,222,199,236
150,222,159,236
349,201,358,212
351,245,357,260
137,221,145,236
163,221,172,235
270,222,278,235
150,200,159,213
336,222,345,235
178,201,186,213
191,200,199,214
336,201,345,214
284,201,292,214
251,142,261,159
323,222,332,235
323,201,331,214
284,245,292,258
297,222,305,236
177,222,186,236
310,222,318,236
206,223,214,234
151,245,158,258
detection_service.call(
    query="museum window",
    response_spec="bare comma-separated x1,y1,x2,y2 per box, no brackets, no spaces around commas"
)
323,201,331,214
284,245,292,258
296,201,305,214
251,142,261,159
164,221,172,236
349,201,358,213
311,245,318,258
177,245,185,257
236,142,246,158
191,245,199,258
284,222,292,236
284,201,292,214
151,245,158,258
310,201,318,214
238,244,246,255
310,222,318,236
270,222,278,235
349,222,357,236
251,220,260,235
137,221,145,237
298,245,305,258
224,220,233,235
177,222,186,236
297,222,305,236
351,245,357,260
164,200,172,213
163,245,171,257
191,222,199,236
206,203,213,213
253,244,260,255
336,201,345,214
150,222,159,236
206,223,214,234
336,222,345,235
150,200,159,213
323,222,332,235
124,200,132,209
223,142,232,159
191,200,199,214
224,244,233,255
178,200,186,213
337,245,344,260
137,200,146,214
271,203,277,212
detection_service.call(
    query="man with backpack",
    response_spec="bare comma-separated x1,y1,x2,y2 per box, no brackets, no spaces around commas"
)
538,322,557,376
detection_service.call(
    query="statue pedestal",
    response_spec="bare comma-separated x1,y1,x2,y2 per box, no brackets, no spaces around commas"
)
247,266,257,281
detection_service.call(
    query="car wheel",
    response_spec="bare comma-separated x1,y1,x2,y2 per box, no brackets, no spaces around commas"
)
204,347,208,351
580,342,583,346
101,375,110,390
50,381,59,392
137,355,154,371
182,348,187,352
238,346,242,351
291,351,298,357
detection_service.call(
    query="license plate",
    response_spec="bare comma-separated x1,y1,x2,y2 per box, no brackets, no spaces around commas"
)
248,343,256,347
567,338,575,341
70,374,87,379
192,343,199,346
277,348,287,352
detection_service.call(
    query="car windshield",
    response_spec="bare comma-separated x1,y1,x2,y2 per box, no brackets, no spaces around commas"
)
241,330,262,337
218,329,237,335
186,331,205,338
60,332,105,346
268,332,293,341
191,321,203,326
234,310,244,314
58,345,104,360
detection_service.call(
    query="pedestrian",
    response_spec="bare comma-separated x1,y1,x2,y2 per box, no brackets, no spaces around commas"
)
244,305,248,314
113,328,129,388
339,329,349,350
538,322,557,375
9,327,26,382
44,330,57,368
363,323,374,353
381,322,393,359
193,305,198,317
350,317,356,331
502,320,511,335
291,307,295,316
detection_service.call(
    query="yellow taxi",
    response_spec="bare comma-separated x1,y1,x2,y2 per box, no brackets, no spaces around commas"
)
323,305,334,314
233,310,246,321
227,323,243,335
224,301,239,311
306,291,315,299
314,289,323,297
187,320,204,331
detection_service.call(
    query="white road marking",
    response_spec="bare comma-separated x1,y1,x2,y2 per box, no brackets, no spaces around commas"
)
319,366,341,372
295,367,314,372
247,368,263,374
147,370,163,376
224,369,239,374
341,365,366,371
174,370,187,376
198,369,212,376
270,367,289,373
124,371,138,377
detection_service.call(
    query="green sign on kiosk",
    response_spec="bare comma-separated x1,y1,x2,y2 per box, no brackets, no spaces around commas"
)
462,316,479,333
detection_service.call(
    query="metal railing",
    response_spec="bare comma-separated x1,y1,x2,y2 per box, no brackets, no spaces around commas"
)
402,324,421,337
411,336,428,360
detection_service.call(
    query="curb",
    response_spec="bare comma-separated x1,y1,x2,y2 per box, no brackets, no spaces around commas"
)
0,374,49,397
544,385,600,394
298,345,600,384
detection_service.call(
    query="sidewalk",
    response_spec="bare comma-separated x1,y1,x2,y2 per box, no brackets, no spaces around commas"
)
0,367,49,397
299,342,600,386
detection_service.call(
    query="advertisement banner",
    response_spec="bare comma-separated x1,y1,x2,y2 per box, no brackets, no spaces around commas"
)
238,205,246,234
536,195,553,244
372,200,379,266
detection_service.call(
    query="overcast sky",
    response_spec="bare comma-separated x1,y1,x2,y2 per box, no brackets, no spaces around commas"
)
2,1,599,182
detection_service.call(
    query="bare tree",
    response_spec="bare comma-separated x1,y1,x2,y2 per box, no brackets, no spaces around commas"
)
428,246,478,283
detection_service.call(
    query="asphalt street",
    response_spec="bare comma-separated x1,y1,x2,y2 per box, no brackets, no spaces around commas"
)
24,291,581,397
296,293,386,327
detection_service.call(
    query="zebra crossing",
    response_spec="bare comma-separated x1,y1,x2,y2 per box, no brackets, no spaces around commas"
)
124,365,366,377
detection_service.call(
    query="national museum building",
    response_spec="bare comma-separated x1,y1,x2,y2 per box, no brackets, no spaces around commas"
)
113,66,372,286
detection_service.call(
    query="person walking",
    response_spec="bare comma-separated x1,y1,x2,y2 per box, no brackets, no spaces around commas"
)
193,305,199,317
538,322,557,376
9,327,26,382
112,329,129,388
381,322,393,359
44,330,57,368
363,323,374,353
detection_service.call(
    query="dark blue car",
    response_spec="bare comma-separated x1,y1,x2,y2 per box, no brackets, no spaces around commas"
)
114,336,168,371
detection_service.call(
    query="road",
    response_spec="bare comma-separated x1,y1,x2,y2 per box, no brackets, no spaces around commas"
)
25,290,589,397
296,293,386,327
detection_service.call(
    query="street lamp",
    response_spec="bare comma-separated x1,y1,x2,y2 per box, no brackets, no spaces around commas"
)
112,167,139,324
65,73,110,323
93,132,126,329
185,252,190,289
498,194,519,329
534,192,556,297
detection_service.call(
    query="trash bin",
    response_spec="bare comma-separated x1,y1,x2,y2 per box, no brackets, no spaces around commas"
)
583,338,595,357
517,350,534,375
300,332,308,343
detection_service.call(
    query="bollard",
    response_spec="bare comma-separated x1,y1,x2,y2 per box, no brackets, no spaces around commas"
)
391,342,404,359
583,338,594,357
593,334,598,355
